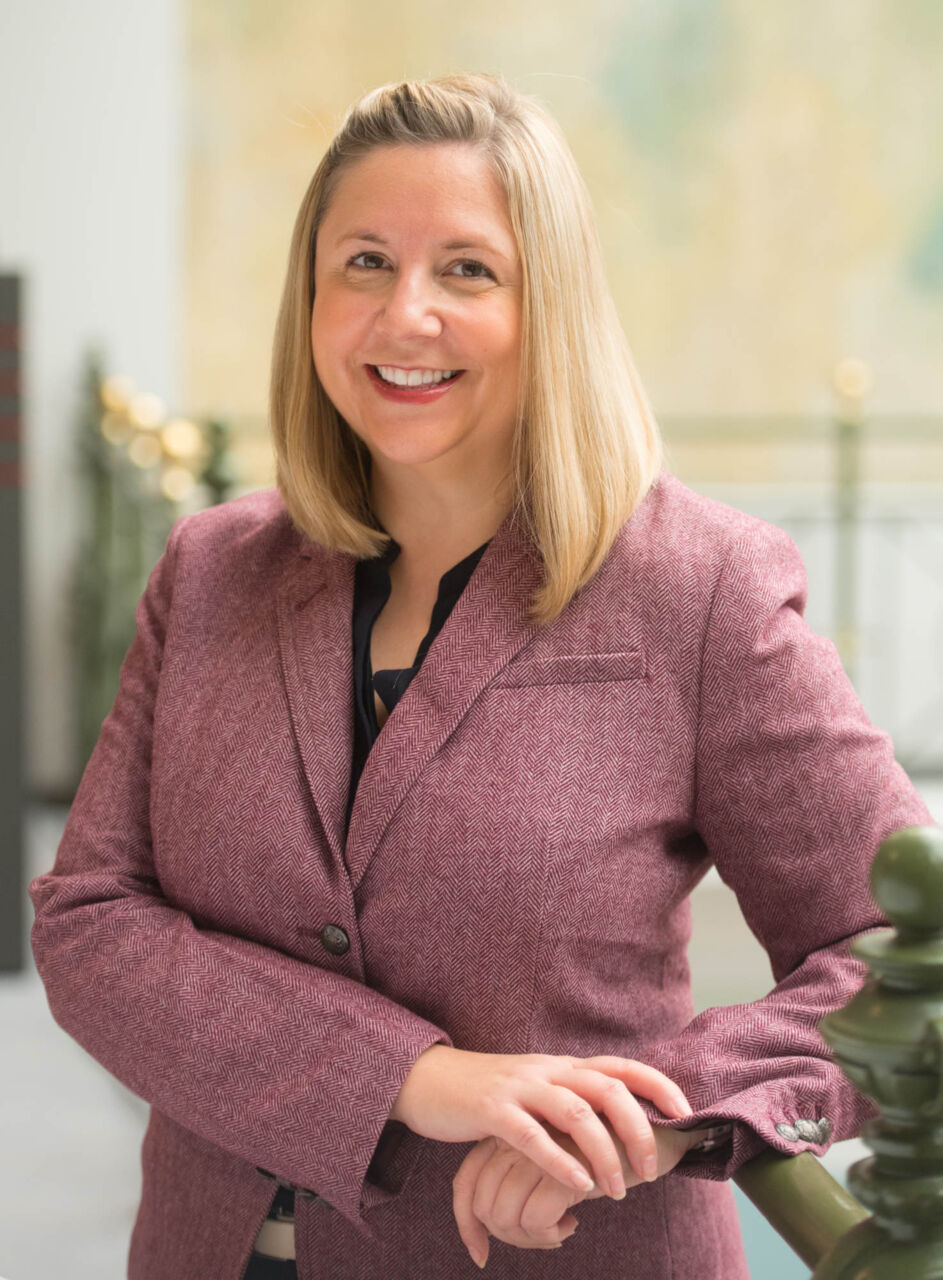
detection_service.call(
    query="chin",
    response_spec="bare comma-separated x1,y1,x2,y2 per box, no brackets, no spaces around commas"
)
354,416,456,448
373,443,460,468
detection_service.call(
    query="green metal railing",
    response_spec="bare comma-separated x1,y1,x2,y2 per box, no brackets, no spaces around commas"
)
732,824,943,1278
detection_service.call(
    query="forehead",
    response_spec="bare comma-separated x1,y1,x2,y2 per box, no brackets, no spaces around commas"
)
320,143,517,251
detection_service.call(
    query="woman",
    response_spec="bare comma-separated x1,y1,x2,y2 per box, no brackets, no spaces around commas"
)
30,74,933,1280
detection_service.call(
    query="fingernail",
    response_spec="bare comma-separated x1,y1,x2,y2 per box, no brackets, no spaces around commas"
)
572,1169,594,1191
473,1253,487,1269
674,1096,694,1117
643,1155,658,1181
609,1174,626,1199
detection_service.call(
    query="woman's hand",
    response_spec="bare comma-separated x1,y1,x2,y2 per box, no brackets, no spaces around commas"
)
390,1046,693,1204
452,1120,711,1269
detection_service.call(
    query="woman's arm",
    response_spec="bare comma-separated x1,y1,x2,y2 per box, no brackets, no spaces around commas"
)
29,519,454,1242
627,522,936,1174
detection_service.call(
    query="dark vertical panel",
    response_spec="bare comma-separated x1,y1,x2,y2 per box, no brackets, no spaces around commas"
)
0,274,24,972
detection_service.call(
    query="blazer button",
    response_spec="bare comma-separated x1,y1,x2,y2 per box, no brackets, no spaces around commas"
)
320,924,350,955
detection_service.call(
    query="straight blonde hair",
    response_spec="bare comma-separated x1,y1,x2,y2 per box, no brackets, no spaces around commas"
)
270,72,664,625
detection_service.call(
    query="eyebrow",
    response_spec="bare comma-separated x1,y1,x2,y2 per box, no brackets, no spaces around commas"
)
336,230,514,261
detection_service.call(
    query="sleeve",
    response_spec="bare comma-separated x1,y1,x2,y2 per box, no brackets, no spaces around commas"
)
632,522,937,1180
28,517,454,1240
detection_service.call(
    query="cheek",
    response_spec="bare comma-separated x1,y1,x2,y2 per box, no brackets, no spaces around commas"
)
494,316,522,381
491,298,522,360
311,295,359,379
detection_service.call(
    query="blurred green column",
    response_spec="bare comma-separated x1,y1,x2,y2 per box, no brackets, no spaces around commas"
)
831,358,872,688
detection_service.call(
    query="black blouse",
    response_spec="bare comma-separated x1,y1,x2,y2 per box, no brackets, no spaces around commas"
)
345,533,492,835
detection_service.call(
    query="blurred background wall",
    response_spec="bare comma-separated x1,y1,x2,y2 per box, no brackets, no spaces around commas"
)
3,0,942,796
185,0,943,422
1,0,182,795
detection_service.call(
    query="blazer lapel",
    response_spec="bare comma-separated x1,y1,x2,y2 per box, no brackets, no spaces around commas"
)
345,505,544,891
275,536,355,873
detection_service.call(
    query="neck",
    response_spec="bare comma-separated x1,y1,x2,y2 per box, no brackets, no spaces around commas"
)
368,461,514,567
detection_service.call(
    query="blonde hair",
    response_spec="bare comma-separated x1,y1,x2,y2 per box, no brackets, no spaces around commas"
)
270,72,664,625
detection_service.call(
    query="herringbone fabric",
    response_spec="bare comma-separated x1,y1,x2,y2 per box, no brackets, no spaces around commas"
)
29,469,934,1280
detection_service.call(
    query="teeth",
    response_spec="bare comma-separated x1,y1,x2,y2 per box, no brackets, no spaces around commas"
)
375,366,456,387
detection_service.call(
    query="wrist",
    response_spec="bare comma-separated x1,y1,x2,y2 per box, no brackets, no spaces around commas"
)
389,1043,453,1126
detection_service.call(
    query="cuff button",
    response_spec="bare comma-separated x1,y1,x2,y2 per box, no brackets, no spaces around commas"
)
776,1117,831,1144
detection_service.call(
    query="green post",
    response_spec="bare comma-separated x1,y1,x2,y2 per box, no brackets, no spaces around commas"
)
812,824,943,1279
200,416,239,505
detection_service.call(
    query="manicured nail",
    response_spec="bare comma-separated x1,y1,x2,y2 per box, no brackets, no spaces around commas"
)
609,1174,626,1199
572,1168,595,1191
673,1095,694,1116
643,1155,658,1181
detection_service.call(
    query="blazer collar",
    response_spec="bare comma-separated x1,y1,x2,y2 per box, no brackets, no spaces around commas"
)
275,504,544,891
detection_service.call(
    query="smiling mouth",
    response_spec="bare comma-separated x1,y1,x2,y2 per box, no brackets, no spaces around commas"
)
370,365,463,388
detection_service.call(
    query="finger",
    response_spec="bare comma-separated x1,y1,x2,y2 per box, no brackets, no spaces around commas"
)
480,1160,579,1250
563,1068,660,1185
488,1100,599,1196
574,1056,694,1117
517,1169,584,1237
484,1138,587,1230
452,1138,498,1267
471,1144,530,1234
476,1156,544,1238
535,1078,634,1197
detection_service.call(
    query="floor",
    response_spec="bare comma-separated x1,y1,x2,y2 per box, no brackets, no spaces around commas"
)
3,783,941,1280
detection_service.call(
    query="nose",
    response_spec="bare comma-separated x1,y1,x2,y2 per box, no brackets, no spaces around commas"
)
375,267,444,342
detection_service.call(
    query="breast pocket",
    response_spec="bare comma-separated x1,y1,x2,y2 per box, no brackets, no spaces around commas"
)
492,648,648,687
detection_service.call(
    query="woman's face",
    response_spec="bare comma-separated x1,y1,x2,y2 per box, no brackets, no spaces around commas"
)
311,142,523,489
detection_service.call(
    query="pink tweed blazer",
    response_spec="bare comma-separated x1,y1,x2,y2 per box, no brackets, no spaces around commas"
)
30,469,933,1280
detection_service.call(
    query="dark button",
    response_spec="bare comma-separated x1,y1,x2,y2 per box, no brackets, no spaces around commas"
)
320,924,350,955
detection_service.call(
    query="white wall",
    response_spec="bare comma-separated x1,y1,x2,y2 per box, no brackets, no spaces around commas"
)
0,0,182,793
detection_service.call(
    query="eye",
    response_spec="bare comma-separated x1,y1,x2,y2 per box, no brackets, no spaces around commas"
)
448,259,496,280
347,252,388,270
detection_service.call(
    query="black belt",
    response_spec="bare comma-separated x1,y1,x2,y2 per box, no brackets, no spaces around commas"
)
256,1167,333,1220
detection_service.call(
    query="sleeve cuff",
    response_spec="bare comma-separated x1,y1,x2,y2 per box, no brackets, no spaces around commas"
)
641,1097,841,1181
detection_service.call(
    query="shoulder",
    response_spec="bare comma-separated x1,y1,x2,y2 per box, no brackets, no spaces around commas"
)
170,487,298,560
576,470,807,645
159,488,315,611
619,469,798,571
609,469,804,600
